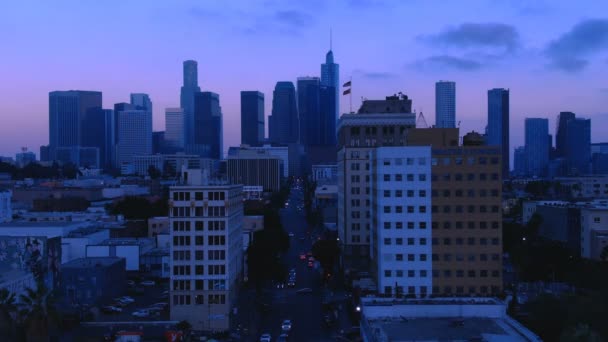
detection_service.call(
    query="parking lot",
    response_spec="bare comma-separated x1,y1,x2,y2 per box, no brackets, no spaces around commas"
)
97,279,170,322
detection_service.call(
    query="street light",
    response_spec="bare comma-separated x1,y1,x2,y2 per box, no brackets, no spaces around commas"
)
355,306,361,312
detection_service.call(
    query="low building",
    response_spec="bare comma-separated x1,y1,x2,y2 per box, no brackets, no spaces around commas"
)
360,297,541,342
132,154,215,177
312,164,337,184
60,257,126,307
555,175,608,199
227,149,282,192
315,184,338,228
86,238,155,271
62,227,111,263
148,216,170,237
12,187,104,209
141,248,170,278
0,190,11,222
233,145,289,178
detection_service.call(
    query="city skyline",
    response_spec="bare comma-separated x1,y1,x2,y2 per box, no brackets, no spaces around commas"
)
1,1,608,158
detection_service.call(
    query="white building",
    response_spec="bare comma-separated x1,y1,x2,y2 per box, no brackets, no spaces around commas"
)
169,170,243,332
0,190,11,222
165,108,185,149
61,227,110,263
371,146,432,297
580,203,608,259
312,164,337,184
132,154,214,177
247,145,289,178
116,110,152,169
555,175,608,199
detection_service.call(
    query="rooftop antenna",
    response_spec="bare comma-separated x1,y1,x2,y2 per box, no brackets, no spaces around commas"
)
417,111,428,128
330,28,333,51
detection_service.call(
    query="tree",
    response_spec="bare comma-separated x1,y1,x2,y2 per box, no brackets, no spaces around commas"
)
312,239,340,272
601,246,608,262
0,288,17,341
560,324,603,342
19,283,59,342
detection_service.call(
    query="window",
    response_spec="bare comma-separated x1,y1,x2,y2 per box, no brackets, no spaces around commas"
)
468,205,475,213
443,238,451,245
384,270,392,277
480,238,488,245
407,206,415,213
442,158,451,165
396,238,403,245
383,190,391,197
419,190,426,197
455,173,463,181
420,270,427,277
443,270,452,278
408,270,415,278
396,254,404,261
396,270,403,277
406,158,414,165
407,174,414,181
455,205,463,213
396,190,403,197
492,238,500,245
407,238,414,245
456,270,464,278
443,173,451,181
407,190,414,198
383,206,391,213
395,174,403,181
384,238,391,245
195,251,204,260
455,221,463,229
419,174,427,181
407,221,415,229
383,174,390,182
467,237,475,245
479,157,487,165
468,270,476,277
395,222,403,229
432,254,439,261
443,222,451,229
420,238,427,245
395,206,403,213
479,173,487,181
419,206,426,213
431,158,438,166
443,205,451,213
407,254,415,261
383,222,391,229
195,236,204,246
419,222,427,229
395,158,403,165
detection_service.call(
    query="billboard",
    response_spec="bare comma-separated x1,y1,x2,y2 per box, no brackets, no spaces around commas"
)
0,236,62,290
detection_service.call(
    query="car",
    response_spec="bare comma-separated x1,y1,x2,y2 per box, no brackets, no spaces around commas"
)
288,232,294,237
281,319,292,332
287,281,295,287
126,280,135,287
296,288,313,294
278,333,289,342
260,333,272,342
276,282,285,289
308,261,313,268
119,296,135,303
151,302,168,309
101,305,122,314
308,256,314,262
131,310,149,317
299,253,306,260
140,280,155,287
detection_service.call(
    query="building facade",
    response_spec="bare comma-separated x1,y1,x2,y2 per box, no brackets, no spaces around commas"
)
297,77,322,147
268,82,299,145
165,108,185,149
435,81,456,128
487,88,510,177
321,49,339,123
240,91,265,146
565,118,591,175
193,92,223,160
116,110,152,169
524,118,549,177
227,149,282,192
180,60,201,146
169,181,243,332
60,257,126,307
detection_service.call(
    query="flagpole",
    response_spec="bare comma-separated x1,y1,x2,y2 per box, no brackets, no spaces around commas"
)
349,76,353,113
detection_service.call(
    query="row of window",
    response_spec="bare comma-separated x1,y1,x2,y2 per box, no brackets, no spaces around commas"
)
173,294,226,306
431,156,500,166
382,157,428,166
433,253,501,261
172,220,226,232
172,264,226,276
433,269,500,278
383,206,427,214
383,190,427,198
172,250,226,261
173,235,226,246
384,269,428,278
432,189,500,197
383,237,428,246
172,191,226,201
432,173,499,182
383,221,427,229
431,205,500,214
432,221,500,229
381,174,427,182
171,206,226,218
431,237,500,246
173,279,227,291
382,285,501,295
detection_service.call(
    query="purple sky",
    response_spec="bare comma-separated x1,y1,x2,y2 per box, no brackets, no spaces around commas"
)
1,0,607,159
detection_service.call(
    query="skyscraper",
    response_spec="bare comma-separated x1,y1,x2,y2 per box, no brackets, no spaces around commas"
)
435,81,456,128
555,111,576,158
524,118,549,177
565,118,591,175
320,85,337,146
165,108,185,149
82,108,114,169
193,92,223,159
514,146,527,177
130,93,152,112
268,82,298,144
297,77,321,146
321,46,339,123
487,88,510,177
48,90,102,163
180,60,201,145
240,91,264,146
116,109,152,169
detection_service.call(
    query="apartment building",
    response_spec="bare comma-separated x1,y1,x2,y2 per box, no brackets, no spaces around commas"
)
169,171,243,331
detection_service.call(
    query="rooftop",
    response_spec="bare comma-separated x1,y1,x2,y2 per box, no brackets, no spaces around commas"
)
62,257,124,269
0,221,87,228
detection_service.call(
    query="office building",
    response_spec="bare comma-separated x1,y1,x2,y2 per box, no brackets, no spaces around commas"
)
0,190,11,223
580,203,608,260
130,93,152,112
371,146,432,297
169,174,243,332
81,108,114,169
116,109,152,169
240,91,264,146
193,92,223,160
181,60,201,146
565,118,591,175
60,257,126,307
513,146,526,177
48,90,102,163
268,82,299,145
487,88,510,177
15,150,36,168
153,131,165,155
165,108,185,149
435,81,456,128
321,47,339,123
55,146,99,168
297,77,322,146
320,85,337,146
556,111,576,158
525,118,549,177
227,149,282,192
132,154,215,177
229,145,289,178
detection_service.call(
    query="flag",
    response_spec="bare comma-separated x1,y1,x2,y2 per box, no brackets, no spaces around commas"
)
343,81,351,87
343,89,351,95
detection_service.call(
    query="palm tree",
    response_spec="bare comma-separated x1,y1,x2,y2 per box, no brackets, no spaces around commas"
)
600,245,608,262
18,283,58,342
0,288,17,341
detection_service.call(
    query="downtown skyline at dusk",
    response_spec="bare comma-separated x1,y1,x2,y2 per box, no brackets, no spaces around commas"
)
1,0,608,157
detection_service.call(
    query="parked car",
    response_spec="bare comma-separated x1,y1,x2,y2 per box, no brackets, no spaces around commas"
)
101,305,122,314
296,288,313,294
308,261,313,268
126,280,135,287
151,302,168,309
287,280,295,287
131,310,149,317
299,253,306,260
259,333,272,342
278,333,289,341
140,280,156,287
118,296,135,303
281,319,292,332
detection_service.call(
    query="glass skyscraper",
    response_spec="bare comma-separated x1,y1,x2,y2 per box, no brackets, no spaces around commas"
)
180,60,201,146
487,88,510,176
565,118,591,175
524,118,549,177
555,111,576,158
165,108,185,149
193,92,223,159
435,81,456,128
268,82,299,145
297,77,321,146
240,91,265,146
321,49,339,122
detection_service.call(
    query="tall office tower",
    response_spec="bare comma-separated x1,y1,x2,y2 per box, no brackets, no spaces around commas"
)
321,47,339,123
435,81,456,128
513,146,527,177
297,77,322,146
48,90,102,163
240,91,265,146
193,92,223,160
82,109,114,169
152,132,165,155
565,118,591,175
371,146,432,297
169,172,243,331
268,82,299,144
337,94,417,261
524,118,550,177
487,88,510,177
181,60,201,145
555,111,576,158
116,109,152,169
130,93,153,112
320,85,337,146
430,142,503,296
165,108,185,149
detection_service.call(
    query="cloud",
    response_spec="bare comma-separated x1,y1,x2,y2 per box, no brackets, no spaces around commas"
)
354,69,399,79
346,0,394,8
422,22,520,53
274,10,314,28
415,55,482,71
544,18,608,72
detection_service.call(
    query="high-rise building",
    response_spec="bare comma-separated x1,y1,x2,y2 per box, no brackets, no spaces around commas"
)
524,118,549,177
48,90,102,163
165,108,185,149
169,173,243,331
556,111,576,158
297,77,322,146
565,118,591,175
371,146,432,297
153,132,165,155
116,110,152,169
435,81,456,128
15,150,36,168
487,88,510,177
240,91,264,146
181,60,201,146
320,85,337,146
130,93,152,112
193,92,223,160
513,146,526,177
82,109,114,169
268,82,299,144
321,47,339,124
